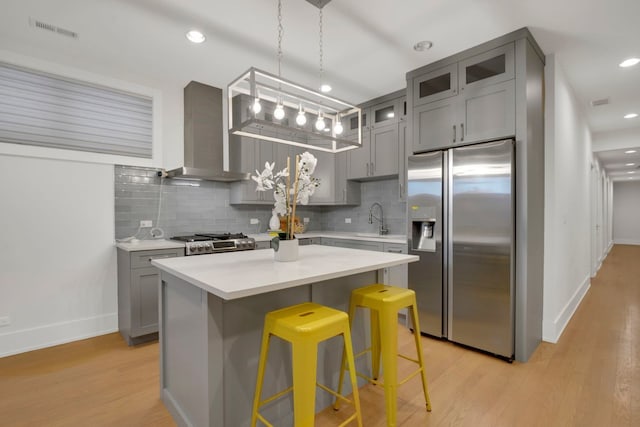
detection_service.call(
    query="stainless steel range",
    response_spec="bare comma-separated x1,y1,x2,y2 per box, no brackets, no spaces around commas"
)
171,232,256,256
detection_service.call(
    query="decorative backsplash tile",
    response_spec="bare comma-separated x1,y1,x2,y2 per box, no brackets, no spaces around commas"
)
114,165,406,239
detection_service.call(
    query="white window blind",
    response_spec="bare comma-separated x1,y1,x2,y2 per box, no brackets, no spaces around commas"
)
0,62,153,158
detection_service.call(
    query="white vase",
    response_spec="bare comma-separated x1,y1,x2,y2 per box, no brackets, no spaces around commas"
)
269,210,281,231
274,238,299,262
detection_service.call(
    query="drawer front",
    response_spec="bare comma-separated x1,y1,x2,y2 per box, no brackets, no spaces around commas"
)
130,249,183,269
383,243,408,254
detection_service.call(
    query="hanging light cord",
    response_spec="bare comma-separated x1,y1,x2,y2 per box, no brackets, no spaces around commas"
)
318,5,323,83
277,0,283,78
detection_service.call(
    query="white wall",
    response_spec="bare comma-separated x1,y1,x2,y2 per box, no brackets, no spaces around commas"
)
543,55,593,343
613,181,640,245
0,50,182,357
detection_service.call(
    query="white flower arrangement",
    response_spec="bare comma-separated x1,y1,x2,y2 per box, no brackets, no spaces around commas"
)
252,151,320,240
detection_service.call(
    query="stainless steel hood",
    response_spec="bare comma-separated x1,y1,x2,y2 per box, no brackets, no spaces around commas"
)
166,81,249,182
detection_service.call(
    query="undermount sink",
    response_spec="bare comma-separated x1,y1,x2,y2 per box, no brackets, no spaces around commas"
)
354,233,405,240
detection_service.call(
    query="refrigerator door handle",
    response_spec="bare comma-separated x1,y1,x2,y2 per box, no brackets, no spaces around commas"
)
446,150,454,339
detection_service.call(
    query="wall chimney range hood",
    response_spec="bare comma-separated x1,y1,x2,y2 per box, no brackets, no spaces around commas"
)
166,81,249,182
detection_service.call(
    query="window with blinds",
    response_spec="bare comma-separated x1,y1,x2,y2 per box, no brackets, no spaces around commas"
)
0,62,153,158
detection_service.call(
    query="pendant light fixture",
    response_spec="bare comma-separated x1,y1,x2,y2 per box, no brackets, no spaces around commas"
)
227,0,362,154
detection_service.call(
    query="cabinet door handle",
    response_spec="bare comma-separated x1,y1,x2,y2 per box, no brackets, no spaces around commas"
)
371,162,375,175
387,249,403,253
148,255,171,262
343,188,346,202
460,123,464,141
366,162,370,176
453,125,456,142
400,183,404,197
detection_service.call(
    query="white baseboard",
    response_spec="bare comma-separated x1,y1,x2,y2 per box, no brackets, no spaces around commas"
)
0,313,118,358
542,276,590,343
606,241,614,254
613,238,640,246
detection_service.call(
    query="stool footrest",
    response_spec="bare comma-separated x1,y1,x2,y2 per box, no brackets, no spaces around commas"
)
256,413,275,427
398,353,420,364
259,386,293,407
317,382,352,405
398,367,424,386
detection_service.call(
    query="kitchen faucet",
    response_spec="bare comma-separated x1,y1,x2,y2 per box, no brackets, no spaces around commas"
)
368,202,388,235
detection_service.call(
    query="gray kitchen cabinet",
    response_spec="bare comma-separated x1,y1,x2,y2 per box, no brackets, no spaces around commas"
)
231,136,359,206
117,247,183,345
335,151,361,205
320,238,409,322
347,96,403,180
255,240,271,250
398,121,408,201
409,42,516,153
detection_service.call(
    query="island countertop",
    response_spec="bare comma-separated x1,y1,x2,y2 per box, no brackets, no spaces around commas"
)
152,244,418,300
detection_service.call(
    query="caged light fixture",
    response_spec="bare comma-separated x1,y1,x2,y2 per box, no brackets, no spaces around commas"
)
227,0,362,154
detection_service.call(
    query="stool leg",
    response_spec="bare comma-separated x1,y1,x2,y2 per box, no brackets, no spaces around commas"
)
410,303,432,412
379,308,399,427
251,329,272,427
292,340,318,427
370,309,381,381
342,329,363,427
333,299,358,410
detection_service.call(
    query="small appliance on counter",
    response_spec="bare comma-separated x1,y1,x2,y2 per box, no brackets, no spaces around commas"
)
171,232,256,256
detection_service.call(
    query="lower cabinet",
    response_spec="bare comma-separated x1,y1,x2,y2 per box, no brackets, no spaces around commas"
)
320,239,408,288
320,238,409,323
117,248,183,345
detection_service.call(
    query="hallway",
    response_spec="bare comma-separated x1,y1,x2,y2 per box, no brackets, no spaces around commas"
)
0,246,638,426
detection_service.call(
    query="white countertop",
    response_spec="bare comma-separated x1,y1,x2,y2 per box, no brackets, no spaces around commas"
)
115,239,185,252
247,231,407,244
115,232,407,252
152,245,418,300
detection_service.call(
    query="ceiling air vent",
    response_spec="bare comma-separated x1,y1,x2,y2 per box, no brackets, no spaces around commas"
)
29,18,78,39
590,97,610,107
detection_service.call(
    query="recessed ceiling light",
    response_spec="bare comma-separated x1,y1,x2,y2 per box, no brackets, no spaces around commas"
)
628,171,635,174
320,84,332,93
186,30,206,44
619,58,640,68
413,40,433,52
625,150,637,154
626,163,636,166
624,113,639,119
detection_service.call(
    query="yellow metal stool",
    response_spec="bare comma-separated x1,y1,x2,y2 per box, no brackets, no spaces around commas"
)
334,284,432,427
251,302,363,427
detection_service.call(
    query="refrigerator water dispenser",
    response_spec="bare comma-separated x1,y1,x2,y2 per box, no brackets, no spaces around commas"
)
412,220,436,252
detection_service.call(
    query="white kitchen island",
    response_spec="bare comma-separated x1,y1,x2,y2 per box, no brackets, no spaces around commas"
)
152,245,418,427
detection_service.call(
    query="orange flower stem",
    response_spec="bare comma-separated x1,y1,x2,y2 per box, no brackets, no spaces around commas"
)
285,156,291,238
290,155,301,240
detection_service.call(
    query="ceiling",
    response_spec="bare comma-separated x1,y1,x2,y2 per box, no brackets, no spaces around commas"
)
1,0,639,177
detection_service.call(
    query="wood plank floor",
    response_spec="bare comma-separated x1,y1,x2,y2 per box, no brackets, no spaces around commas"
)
1,245,638,426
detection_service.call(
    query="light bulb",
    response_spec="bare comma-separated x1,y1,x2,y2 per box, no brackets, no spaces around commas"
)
274,103,285,120
334,122,343,135
252,98,262,114
296,109,307,126
315,115,326,131
320,84,332,93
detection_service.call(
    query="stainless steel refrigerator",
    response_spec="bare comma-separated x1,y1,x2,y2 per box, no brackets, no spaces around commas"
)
407,139,514,359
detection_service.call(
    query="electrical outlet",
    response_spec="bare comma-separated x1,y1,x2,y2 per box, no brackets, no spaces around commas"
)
303,217,310,224
345,218,352,224
140,220,153,228
250,218,259,225
0,316,10,327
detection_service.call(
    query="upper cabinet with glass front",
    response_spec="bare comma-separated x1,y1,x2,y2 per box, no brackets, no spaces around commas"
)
408,41,517,152
459,44,514,92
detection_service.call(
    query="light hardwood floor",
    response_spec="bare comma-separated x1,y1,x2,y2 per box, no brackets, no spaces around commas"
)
1,245,638,426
